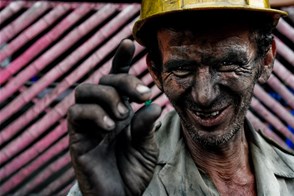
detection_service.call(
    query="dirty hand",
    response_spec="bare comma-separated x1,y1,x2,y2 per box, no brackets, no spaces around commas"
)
67,39,162,196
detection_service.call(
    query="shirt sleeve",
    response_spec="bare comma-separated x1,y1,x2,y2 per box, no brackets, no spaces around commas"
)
67,182,83,196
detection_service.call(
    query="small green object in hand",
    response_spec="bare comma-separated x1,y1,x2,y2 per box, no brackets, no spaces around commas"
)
145,100,152,106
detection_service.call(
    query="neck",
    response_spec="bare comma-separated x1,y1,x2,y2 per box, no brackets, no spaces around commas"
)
183,124,252,179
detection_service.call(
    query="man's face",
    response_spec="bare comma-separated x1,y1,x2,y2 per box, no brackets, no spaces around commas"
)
152,22,269,146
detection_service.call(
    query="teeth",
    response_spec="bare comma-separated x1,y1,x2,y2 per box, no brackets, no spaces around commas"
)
196,111,219,118
211,111,219,116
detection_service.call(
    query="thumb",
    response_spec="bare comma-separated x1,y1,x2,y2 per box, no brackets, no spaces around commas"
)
130,104,162,147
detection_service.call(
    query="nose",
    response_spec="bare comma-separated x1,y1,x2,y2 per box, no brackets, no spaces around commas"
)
191,66,218,107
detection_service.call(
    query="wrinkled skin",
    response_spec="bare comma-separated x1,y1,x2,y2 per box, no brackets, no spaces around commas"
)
68,39,162,196
68,17,276,195
147,21,275,195
150,24,261,146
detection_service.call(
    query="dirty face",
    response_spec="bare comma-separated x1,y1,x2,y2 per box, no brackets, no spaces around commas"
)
153,23,267,147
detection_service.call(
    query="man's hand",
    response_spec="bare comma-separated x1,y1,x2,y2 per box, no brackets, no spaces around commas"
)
67,39,162,196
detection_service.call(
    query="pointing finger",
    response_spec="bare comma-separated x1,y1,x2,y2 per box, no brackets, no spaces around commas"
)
110,39,135,74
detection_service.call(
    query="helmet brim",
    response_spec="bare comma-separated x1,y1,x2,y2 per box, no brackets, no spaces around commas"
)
133,6,288,46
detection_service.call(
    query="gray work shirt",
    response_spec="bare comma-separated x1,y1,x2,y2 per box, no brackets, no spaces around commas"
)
68,110,294,196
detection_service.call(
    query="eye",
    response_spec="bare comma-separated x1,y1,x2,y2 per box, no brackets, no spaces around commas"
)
164,60,196,77
172,66,194,77
217,61,239,72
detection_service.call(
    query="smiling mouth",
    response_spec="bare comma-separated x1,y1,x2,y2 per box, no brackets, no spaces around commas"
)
195,110,221,119
189,106,230,127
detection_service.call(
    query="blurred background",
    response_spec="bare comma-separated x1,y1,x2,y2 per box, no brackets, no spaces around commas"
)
0,0,293,195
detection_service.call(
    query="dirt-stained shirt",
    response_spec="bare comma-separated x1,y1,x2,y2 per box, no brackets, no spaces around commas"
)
68,110,294,196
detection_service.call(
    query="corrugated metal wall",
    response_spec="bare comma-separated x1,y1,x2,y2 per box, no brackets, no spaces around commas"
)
0,1,293,195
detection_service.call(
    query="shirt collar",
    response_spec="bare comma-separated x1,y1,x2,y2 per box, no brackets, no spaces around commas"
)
156,111,294,176
246,118,294,178
155,111,294,194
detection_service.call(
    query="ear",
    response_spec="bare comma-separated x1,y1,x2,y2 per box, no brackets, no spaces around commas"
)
146,53,163,91
258,40,276,84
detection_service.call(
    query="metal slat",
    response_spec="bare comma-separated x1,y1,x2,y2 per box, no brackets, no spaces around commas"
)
0,4,94,85
0,135,69,194
254,84,294,128
0,5,70,64
250,97,294,143
0,1,25,26
0,120,67,180
0,4,119,125
0,2,50,45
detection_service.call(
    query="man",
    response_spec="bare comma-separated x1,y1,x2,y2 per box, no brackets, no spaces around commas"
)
67,0,294,195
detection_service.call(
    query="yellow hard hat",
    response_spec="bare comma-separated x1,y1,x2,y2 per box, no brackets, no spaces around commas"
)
133,0,288,46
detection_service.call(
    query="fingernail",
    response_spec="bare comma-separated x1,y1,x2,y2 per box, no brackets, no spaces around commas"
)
136,84,150,94
103,116,115,129
117,102,128,115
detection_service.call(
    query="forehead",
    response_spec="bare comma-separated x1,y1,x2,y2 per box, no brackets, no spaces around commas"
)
156,20,259,68
157,21,253,60
158,20,251,46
